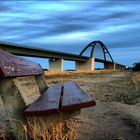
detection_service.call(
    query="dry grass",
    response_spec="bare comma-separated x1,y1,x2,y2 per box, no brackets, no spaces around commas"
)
114,90,139,104
45,70,119,86
133,72,140,82
24,119,78,140
1,71,140,140
0,119,78,140
132,72,140,91
44,70,118,78
88,72,140,104
0,122,7,140
46,71,140,105
44,71,140,140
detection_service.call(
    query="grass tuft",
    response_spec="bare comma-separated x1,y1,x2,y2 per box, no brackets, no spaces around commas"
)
114,91,139,105
0,119,78,140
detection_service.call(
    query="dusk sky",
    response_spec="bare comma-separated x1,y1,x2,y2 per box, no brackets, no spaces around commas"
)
0,1,140,69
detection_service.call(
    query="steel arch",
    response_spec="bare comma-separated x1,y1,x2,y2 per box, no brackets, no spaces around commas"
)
79,40,114,62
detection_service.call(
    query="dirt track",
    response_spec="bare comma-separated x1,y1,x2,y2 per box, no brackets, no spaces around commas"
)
47,71,140,140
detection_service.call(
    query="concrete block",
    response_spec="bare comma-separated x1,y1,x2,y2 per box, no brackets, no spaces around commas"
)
104,62,115,70
49,58,63,71
76,58,94,70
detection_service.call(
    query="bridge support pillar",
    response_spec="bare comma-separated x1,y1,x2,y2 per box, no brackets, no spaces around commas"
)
76,58,94,71
115,63,126,70
104,62,126,70
104,62,115,70
49,58,63,71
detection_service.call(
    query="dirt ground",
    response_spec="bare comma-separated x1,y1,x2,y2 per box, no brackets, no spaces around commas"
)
0,71,140,140
46,71,140,140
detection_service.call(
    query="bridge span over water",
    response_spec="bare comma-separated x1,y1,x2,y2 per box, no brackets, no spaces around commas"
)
0,40,125,71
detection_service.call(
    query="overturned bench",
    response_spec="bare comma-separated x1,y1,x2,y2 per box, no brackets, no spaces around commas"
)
0,49,96,138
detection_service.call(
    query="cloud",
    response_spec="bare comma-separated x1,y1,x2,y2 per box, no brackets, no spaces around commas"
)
0,1,140,66
0,2,12,12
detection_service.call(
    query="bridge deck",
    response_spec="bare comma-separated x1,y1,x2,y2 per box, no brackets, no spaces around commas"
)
0,41,89,62
0,41,112,63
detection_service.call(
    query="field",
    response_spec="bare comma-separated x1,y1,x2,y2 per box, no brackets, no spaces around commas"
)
45,71,140,140
0,70,140,139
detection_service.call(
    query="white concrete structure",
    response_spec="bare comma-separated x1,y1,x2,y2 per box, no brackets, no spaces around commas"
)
49,58,64,71
75,58,94,70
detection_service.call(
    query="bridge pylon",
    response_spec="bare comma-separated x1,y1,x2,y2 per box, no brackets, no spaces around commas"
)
77,40,115,70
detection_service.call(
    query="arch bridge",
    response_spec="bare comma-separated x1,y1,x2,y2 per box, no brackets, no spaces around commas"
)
0,40,125,71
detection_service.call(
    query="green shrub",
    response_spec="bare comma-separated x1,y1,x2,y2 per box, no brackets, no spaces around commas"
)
133,62,140,71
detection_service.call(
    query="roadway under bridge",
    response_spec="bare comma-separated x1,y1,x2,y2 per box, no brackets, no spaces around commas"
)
0,40,125,71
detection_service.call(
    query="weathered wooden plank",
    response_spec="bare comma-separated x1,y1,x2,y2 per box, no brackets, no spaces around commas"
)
62,82,96,111
0,50,43,78
24,84,62,116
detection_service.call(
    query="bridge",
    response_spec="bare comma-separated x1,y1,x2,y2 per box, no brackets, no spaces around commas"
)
0,40,125,71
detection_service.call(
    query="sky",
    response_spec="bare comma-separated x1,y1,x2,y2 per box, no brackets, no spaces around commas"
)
0,1,140,69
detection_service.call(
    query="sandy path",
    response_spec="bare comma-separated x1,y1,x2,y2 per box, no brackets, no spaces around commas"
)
74,101,140,140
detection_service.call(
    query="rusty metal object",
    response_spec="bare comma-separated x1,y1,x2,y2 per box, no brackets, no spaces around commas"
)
0,50,43,78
